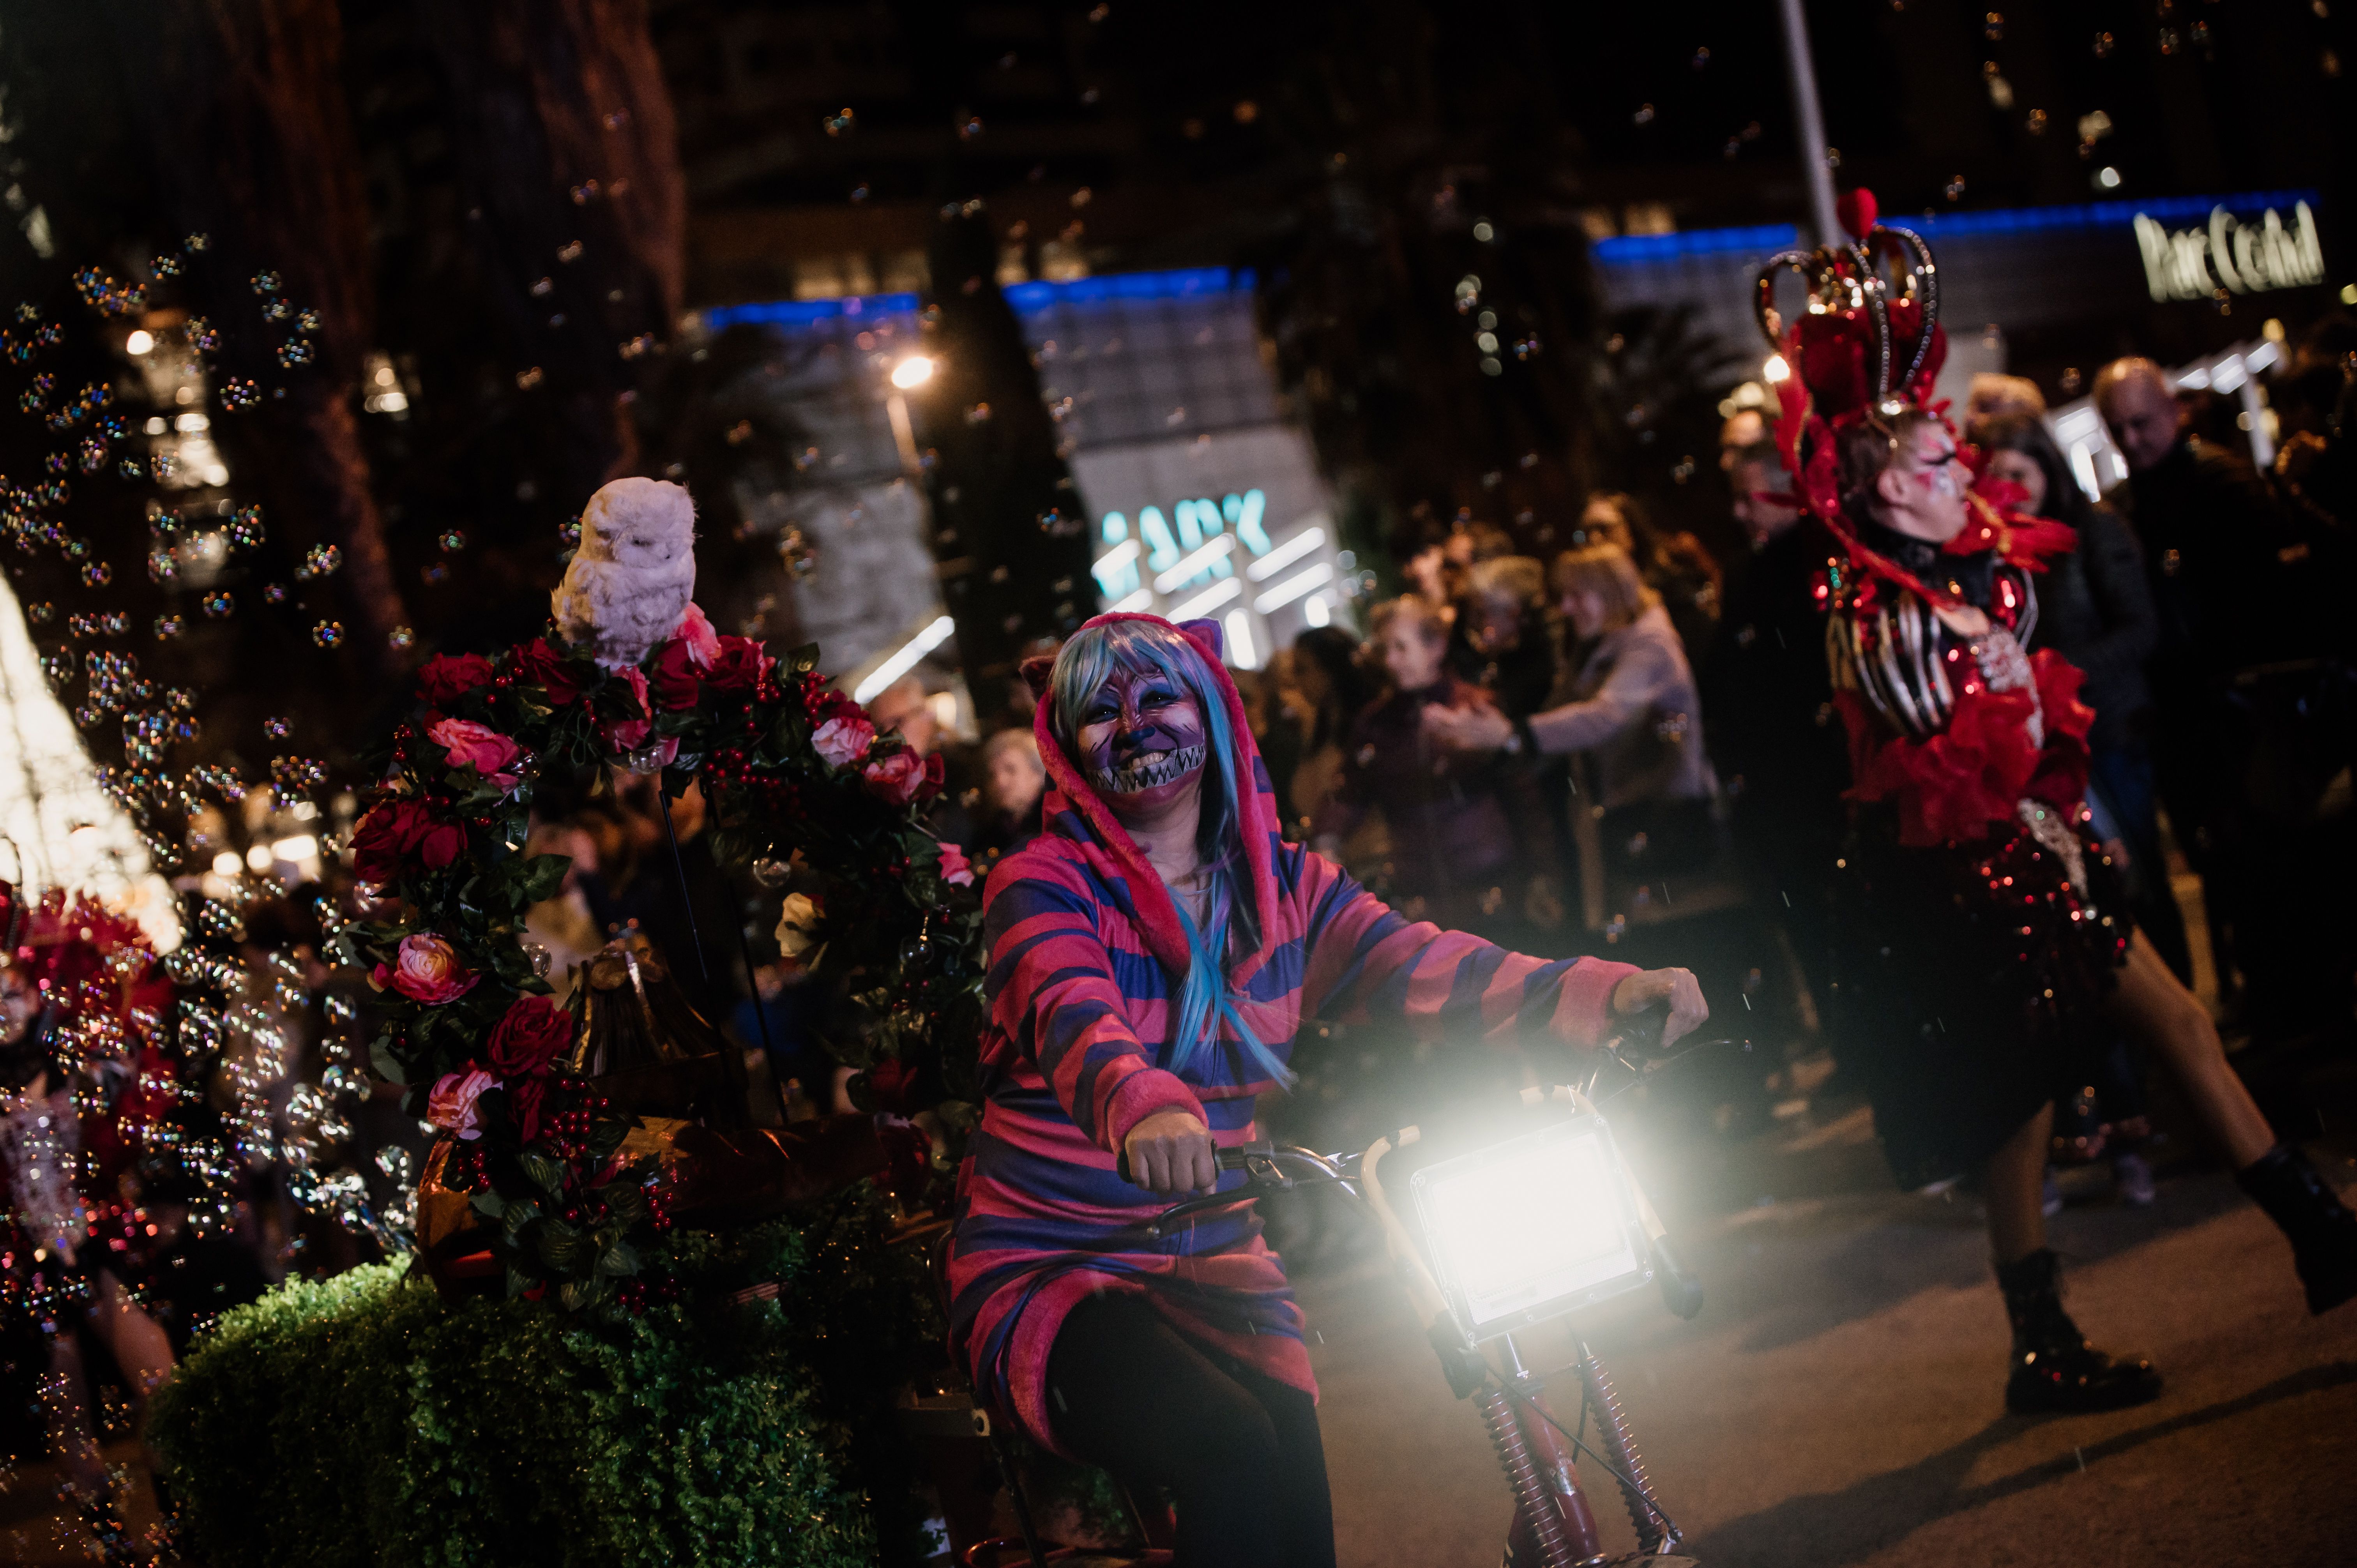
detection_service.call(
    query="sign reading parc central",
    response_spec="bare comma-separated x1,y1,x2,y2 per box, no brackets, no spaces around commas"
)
2133,201,2326,304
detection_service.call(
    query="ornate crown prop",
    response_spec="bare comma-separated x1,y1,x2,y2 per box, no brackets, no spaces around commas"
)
1754,187,1945,442
1748,189,2069,602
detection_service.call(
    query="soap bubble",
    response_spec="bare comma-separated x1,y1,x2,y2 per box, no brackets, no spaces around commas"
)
263,716,292,741
389,625,416,651
201,592,235,619
154,614,184,640
80,561,112,588
313,620,345,648
263,583,290,604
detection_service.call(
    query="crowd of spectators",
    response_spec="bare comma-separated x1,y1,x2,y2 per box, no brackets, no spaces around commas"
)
569,321,2357,1181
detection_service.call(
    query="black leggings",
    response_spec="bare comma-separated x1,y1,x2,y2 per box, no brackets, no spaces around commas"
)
1044,1292,1337,1568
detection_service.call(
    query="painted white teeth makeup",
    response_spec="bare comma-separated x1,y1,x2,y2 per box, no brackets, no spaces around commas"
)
1095,744,1207,794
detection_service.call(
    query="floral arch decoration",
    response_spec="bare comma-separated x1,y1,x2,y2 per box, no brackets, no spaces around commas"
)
340,600,985,1315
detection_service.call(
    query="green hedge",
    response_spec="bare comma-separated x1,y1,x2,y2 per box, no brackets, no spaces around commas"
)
149,1195,940,1568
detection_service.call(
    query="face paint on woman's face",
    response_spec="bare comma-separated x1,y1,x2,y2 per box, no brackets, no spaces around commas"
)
1075,664,1209,815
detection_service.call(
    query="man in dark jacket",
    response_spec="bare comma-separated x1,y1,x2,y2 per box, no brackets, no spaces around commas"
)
1702,441,1851,1034
2097,357,2355,1038
1977,410,2184,979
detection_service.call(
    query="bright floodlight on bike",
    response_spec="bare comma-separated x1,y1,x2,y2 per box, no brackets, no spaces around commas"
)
1409,1111,1656,1344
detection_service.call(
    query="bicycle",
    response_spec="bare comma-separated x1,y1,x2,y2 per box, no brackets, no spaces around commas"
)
945,1020,1730,1568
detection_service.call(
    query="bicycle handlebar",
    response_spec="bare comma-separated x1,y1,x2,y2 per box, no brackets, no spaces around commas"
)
1114,1138,1327,1190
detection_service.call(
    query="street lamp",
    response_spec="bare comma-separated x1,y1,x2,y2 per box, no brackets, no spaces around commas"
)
885,355,936,475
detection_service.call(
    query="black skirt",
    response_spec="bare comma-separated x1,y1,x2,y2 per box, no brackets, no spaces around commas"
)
1830,802,2134,1190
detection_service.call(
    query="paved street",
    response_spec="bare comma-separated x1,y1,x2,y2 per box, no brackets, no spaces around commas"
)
1299,1101,2357,1568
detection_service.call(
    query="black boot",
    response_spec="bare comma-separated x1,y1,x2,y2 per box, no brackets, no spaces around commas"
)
1997,1249,2163,1414
2237,1143,2357,1315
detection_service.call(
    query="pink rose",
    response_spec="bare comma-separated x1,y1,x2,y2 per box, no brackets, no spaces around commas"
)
862,749,931,805
813,714,875,768
427,717,523,791
372,932,480,1005
938,843,975,887
426,1067,497,1141
673,603,722,669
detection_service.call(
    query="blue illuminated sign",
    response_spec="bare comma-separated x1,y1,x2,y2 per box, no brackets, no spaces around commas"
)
1092,489,1274,599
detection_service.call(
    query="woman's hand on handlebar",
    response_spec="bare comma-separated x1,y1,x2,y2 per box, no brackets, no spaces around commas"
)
1123,1110,1219,1195
1610,967,1709,1048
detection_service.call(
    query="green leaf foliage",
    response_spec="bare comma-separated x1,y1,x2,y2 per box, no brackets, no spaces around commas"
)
149,1194,942,1568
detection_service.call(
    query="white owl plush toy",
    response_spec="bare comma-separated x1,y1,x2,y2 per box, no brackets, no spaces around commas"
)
551,476,698,668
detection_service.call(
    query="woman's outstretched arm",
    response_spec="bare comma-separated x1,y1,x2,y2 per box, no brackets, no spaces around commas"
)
1288,845,1704,1048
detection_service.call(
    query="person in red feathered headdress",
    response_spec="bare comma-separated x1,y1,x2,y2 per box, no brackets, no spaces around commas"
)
0,883,181,1556
1761,192,2356,1417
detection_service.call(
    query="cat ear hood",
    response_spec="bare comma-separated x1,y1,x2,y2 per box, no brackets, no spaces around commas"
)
1028,613,1283,983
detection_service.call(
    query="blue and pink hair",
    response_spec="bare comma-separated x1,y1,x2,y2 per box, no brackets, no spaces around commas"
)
1045,618,1291,1087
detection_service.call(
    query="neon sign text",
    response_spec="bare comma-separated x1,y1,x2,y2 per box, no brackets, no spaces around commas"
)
2134,202,2325,303
1092,489,1274,599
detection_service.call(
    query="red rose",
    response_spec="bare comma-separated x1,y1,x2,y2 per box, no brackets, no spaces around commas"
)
512,639,583,706
811,688,865,727
508,1074,550,1143
418,652,495,706
351,799,418,884
415,815,466,869
706,636,773,692
651,637,702,712
487,994,574,1080
599,667,655,752
860,748,942,805
866,1057,921,1114
350,798,466,884
937,842,975,888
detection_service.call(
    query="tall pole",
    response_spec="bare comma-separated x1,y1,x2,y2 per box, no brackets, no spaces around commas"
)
1777,0,1841,248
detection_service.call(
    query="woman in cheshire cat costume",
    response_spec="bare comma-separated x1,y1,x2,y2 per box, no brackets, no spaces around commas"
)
944,612,1706,1568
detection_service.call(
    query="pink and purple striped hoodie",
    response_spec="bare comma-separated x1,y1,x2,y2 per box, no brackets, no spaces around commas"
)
947,613,1635,1452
